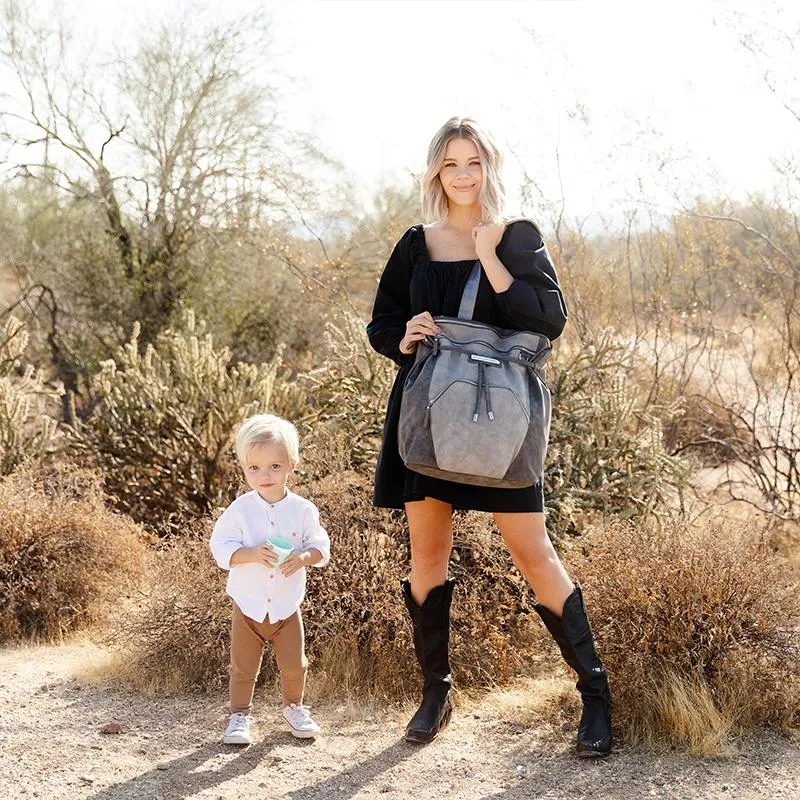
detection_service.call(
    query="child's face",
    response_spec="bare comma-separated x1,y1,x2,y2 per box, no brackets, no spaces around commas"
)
242,441,295,503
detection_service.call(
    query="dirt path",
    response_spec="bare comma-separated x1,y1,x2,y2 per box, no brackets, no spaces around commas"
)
1,642,798,800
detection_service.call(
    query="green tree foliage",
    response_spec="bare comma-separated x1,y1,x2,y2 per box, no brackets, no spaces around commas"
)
0,2,338,411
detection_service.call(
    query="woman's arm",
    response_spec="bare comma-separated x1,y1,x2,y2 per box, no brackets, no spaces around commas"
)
476,220,568,340
366,227,417,365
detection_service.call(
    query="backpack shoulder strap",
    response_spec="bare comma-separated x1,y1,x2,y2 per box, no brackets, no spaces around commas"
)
457,219,544,320
457,261,481,320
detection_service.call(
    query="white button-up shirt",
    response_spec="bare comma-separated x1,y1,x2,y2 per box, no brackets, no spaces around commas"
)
209,490,330,624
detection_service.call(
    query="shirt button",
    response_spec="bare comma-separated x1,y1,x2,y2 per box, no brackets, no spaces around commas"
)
292,533,296,537
267,598,271,603
270,521,275,526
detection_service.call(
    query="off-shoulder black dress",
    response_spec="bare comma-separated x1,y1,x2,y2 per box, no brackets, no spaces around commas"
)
366,220,568,512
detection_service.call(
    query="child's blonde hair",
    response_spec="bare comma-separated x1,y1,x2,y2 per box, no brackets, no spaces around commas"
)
235,414,300,466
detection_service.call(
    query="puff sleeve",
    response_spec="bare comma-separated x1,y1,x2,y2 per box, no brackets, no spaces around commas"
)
366,226,417,366
494,220,568,340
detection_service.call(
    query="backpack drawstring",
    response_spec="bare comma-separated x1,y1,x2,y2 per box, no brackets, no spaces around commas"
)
472,362,494,423
472,362,484,422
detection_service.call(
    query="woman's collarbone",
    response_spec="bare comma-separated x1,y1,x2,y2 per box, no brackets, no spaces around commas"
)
424,225,477,261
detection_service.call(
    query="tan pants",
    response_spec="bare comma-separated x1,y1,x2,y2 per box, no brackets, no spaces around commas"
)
229,603,308,714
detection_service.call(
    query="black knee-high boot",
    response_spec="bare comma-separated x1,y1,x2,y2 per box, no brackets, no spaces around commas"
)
534,583,612,757
401,578,455,743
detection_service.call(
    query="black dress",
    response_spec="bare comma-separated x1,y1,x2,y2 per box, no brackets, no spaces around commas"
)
366,221,568,513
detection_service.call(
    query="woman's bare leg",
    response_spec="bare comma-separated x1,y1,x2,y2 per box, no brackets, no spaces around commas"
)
493,511,573,613
405,496,453,603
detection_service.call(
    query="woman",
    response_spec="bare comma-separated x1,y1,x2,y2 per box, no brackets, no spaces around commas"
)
366,117,611,758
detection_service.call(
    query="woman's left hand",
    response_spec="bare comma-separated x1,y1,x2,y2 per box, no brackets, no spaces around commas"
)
472,222,506,260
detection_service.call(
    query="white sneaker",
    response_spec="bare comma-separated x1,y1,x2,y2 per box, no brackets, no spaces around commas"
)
223,712,253,744
282,703,320,739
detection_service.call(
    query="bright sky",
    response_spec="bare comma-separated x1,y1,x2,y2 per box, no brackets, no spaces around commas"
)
7,0,800,225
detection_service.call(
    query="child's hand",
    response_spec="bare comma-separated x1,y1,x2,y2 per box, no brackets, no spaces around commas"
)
248,543,278,568
280,549,321,577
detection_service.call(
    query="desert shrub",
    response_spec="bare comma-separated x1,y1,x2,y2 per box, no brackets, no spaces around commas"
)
708,371,800,522
0,314,61,475
650,323,800,521
120,428,543,699
0,464,149,643
73,310,284,535
292,315,396,472
566,517,800,754
545,331,687,538
661,392,747,466
114,526,232,694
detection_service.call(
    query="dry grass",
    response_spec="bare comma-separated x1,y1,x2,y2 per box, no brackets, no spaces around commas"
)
637,670,737,757
111,531,234,695
0,463,150,643
566,516,800,754
471,675,576,728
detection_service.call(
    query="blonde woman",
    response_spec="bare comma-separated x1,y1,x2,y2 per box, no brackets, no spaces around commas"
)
366,117,612,757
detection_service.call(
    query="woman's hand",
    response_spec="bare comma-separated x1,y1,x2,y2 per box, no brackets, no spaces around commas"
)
399,311,441,355
472,222,506,261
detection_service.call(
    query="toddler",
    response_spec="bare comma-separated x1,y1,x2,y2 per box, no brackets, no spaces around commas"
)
210,413,330,744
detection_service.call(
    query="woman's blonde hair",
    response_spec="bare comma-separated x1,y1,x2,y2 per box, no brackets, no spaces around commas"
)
235,413,300,467
420,117,506,223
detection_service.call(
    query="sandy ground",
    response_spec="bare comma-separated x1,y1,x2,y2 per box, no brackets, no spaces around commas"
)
1,641,799,800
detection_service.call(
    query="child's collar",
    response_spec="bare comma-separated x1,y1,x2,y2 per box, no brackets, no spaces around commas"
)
254,488,290,507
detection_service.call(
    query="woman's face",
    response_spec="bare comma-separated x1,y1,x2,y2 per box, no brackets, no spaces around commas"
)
438,137,482,209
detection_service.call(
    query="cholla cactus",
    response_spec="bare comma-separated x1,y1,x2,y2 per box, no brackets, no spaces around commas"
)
546,330,686,538
295,313,396,474
75,310,283,534
0,316,61,475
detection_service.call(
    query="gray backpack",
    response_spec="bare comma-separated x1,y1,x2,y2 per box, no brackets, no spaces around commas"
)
398,261,552,489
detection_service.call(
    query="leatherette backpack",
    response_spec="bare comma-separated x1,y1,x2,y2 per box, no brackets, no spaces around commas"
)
397,236,553,489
